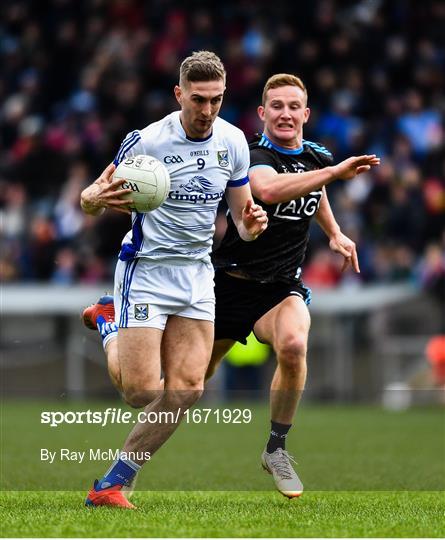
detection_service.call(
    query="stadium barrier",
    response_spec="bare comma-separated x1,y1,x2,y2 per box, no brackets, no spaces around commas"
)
1,283,432,401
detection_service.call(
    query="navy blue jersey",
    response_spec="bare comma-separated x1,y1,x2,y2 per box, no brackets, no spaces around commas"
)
212,133,334,283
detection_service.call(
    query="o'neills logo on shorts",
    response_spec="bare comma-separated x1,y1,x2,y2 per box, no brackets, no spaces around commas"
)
135,304,149,320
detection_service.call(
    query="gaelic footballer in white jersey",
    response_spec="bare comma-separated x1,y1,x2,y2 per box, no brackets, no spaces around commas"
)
112,111,250,329
114,111,249,264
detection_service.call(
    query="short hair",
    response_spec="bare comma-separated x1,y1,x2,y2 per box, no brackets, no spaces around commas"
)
179,51,226,87
262,73,308,105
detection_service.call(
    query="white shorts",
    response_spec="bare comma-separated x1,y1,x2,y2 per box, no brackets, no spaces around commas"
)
114,258,215,330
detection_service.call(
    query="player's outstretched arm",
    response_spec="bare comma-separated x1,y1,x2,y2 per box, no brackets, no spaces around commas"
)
225,183,268,241
249,155,380,205
331,154,380,180
80,163,134,216
316,188,360,273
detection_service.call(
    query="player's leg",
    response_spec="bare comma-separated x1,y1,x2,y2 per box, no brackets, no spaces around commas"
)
118,327,164,407
86,257,175,508
82,296,122,391
121,316,213,457
86,260,214,508
83,297,165,403
255,296,310,424
85,325,164,508
103,339,121,391
116,261,215,474
253,295,310,498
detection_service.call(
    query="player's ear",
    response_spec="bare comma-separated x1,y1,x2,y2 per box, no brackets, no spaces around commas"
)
257,105,265,122
174,85,182,105
303,107,310,124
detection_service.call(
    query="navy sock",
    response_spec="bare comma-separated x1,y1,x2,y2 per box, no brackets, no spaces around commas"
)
266,421,292,453
96,455,140,490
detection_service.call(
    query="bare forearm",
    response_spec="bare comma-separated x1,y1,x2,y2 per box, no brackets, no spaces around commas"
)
315,189,340,239
226,184,267,241
254,166,337,204
252,154,381,205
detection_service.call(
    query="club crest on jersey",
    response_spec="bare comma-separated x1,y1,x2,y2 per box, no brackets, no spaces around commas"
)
134,304,149,320
180,176,213,193
217,150,229,167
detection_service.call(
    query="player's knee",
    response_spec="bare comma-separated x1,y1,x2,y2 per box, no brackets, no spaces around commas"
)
183,387,203,409
159,390,202,413
165,377,204,407
276,336,307,371
122,385,160,408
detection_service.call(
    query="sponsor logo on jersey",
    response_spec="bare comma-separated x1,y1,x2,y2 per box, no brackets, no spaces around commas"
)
217,149,229,167
281,162,306,173
291,162,306,172
180,176,213,193
169,176,224,204
134,304,149,320
273,192,322,221
163,155,184,164
190,150,209,157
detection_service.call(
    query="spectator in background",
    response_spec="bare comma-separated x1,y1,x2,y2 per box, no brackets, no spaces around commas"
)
0,0,443,288
54,161,90,242
303,248,341,288
397,89,443,159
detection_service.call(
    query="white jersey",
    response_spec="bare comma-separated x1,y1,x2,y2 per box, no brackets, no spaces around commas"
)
114,111,249,264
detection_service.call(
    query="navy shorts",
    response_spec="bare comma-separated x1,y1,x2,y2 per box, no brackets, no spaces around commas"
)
214,269,311,344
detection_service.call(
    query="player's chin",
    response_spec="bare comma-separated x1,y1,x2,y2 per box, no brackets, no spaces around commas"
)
195,119,213,133
273,128,297,141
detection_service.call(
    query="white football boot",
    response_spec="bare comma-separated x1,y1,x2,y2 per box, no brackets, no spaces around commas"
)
261,447,303,498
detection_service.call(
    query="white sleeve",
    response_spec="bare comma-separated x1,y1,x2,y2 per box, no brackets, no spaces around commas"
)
113,130,145,165
228,132,250,185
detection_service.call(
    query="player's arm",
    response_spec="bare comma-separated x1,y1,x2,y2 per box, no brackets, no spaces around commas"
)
226,134,268,241
225,182,268,241
315,188,360,273
80,131,145,216
80,163,133,216
249,154,380,205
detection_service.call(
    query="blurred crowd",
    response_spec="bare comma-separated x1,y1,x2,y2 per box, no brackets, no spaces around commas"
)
1,0,444,299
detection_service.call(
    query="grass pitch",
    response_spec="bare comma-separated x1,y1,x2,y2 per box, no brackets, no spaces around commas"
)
2,490,443,538
1,401,444,537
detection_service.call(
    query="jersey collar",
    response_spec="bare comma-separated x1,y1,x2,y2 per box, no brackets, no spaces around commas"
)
259,132,304,155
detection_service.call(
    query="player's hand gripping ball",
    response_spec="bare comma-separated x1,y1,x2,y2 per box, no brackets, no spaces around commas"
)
114,155,171,212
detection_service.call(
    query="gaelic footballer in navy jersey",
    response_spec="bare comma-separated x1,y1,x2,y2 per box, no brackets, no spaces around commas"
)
210,73,380,498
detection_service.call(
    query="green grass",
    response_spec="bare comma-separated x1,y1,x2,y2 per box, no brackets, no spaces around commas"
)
1,490,444,537
1,401,444,536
